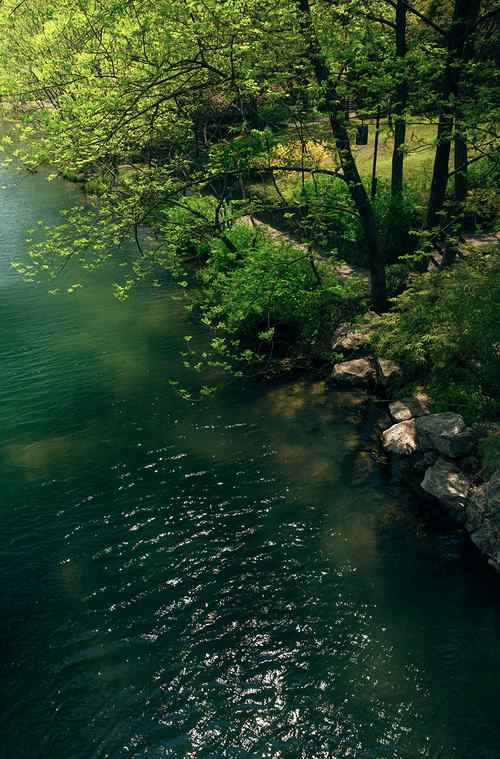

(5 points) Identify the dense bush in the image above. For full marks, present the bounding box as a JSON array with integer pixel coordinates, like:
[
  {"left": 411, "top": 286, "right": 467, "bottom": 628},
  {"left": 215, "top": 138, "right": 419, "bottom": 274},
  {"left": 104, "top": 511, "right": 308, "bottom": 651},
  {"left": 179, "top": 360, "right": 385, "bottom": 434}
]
[
  {"left": 191, "top": 223, "right": 366, "bottom": 373},
  {"left": 374, "top": 181, "right": 422, "bottom": 263},
  {"left": 374, "top": 246, "right": 500, "bottom": 422},
  {"left": 480, "top": 430, "right": 500, "bottom": 477},
  {"left": 291, "top": 176, "right": 422, "bottom": 267},
  {"left": 468, "top": 155, "right": 500, "bottom": 191},
  {"left": 291, "top": 175, "right": 359, "bottom": 260}
]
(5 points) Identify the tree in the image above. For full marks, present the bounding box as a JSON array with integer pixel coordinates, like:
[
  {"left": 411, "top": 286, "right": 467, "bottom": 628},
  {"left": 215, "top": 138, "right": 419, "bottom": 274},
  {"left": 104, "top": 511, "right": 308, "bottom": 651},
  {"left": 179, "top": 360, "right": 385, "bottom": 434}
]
[{"left": 0, "top": 0, "right": 498, "bottom": 311}]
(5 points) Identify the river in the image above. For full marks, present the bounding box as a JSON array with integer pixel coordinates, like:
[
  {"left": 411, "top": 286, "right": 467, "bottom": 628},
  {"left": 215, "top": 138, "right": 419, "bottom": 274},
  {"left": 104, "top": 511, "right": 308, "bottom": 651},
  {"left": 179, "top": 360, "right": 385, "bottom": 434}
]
[{"left": 1, "top": 165, "right": 499, "bottom": 759}]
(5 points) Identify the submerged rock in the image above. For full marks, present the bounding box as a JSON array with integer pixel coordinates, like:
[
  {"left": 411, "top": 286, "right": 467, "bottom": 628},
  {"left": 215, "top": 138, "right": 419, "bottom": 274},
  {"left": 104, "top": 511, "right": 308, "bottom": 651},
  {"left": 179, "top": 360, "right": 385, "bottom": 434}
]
[
  {"left": 421, "top": 458, "right": 471, "bottom": 523},
  {"left": 332, "top": 358, "right": 376, "bottom": 388}
]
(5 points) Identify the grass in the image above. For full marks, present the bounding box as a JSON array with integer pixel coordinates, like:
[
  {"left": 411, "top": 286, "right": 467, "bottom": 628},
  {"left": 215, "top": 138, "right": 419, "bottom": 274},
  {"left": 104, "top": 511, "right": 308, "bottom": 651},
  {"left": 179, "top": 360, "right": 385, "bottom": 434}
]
[
  {"left": 255, "top": 119, "right": 438, "bottom": 203},
  {"left": 352, "top": 121, "right": 437, "bottom": 179},
  {"left": 281, "top": 117, "right": 438, "bottom": 178}
]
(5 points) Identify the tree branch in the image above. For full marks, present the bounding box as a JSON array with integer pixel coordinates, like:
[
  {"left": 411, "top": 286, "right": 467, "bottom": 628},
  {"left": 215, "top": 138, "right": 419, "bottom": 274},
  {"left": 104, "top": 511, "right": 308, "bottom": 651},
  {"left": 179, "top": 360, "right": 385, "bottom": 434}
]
[{"left": 381, "top": 0, "right": 446, "bottom": 36}]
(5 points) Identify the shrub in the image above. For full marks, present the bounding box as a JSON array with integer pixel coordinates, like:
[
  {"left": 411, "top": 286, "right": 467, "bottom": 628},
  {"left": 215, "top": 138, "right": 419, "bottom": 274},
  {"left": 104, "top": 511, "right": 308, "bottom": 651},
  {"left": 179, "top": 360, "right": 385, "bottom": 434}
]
[
  {"left": 374, "top": 246, "right": 500, "bottom": 422},
  {"left": 479, "top": 430, "right": 500, "bottom": 478},
  {"left": 385, "top": 261, "right": 413, "bottom": 298},
  {"left": 257, "top": 101, "right": 290, "bottom": 127},
  {"left": 373, "top": 180, "right": 422, "bottom": 264},
  {"left": 291, "top": 175, "right": 360, "bottom": 260},
  {"left": 468, "top": 155, "right": 500, "bottom": 191},
  {"left": 192, "top": 223, "right": 366, "bottom": 373},
  {"left": 290, "top": 176, "right": 422, "bottom": 267}
]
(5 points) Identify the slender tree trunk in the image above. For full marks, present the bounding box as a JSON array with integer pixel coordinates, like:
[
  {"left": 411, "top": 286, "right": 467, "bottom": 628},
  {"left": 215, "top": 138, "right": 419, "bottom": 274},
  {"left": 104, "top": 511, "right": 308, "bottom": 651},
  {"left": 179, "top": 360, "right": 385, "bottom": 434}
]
[
  {"left": 454, "top": 129, "right": 468, "bottom": 206},
  {"left": 371, "top": 107, "right": 381, "bottom": 199},
  {"left": 296, "top": 0, "right": 387, "bottom": 312},
  {"left": 427, "top": 112, "right": 455, "bottom": 230},
  {"left": 391, "top": 0, "right": 408, "bottom": 198},
  {"left": 426, "top": 0, "right": 481, "bottom": 234},
  {"left": 439, "top": 127, "right": 468, "bottom": 267}
]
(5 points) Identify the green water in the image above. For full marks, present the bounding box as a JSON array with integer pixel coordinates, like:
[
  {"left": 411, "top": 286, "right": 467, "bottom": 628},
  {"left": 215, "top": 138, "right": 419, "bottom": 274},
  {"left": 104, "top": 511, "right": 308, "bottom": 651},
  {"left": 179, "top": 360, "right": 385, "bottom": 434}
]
[{"left": 1, "top": 166, "right": 500, "bottom": 759}]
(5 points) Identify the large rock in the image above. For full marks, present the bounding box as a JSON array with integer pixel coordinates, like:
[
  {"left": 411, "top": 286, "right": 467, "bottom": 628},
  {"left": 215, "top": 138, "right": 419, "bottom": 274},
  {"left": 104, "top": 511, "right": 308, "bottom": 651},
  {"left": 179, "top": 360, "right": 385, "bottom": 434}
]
[
  {"left": 432, "top": 428, "right": 476, "bottom": 458},
  {"left": 332, "top": 358, "right": 376, "bottom": 388},
  {"left": 376, "top": 358, "right": 403, "bottom": 388},
  {"left": 381, "top": 412, "right": 471, "bottom": 458},
  {"left": 416, "top": 413, "right": 474, "bottom": 457},
  {"left": 382, "top": 419, "right": 418, "bottom": 455},
  {"left": 421, "top": 458, "right": 471, "bottom": 522},
  {"left": 389, "top": 395, "right": 430, "bottom": 423},
  {"left": 466, "top": 470, "right": 500, "bottom": 531},
  {"left": 470, "top": 522, "right": 500, "bottom": 573},
  {"left": 416, "top": 412, "right": 465, "bottom": 443},
  {"left": 466, "top": 471, "right": 500, "bottom": 570}
]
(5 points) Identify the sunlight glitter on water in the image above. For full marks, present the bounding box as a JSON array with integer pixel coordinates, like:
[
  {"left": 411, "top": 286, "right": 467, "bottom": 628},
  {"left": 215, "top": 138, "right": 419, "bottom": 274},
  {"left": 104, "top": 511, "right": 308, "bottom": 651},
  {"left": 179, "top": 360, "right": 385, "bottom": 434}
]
[{"left": 1, "top": 164, "right": 500, "bottom": 759}]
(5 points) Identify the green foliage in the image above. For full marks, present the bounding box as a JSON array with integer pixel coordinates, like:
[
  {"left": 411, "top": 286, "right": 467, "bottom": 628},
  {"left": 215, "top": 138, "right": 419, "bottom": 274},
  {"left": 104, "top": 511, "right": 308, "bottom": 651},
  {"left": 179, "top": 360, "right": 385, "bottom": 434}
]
[
  {"left": 479, "top": 430, "right": 500, "bottom": 478},
  {"left": 292, "top": 175, "right": 359, "bottom": 258},
  {"left": 291, "top": 176, "right": 422, "bottom": 267},
  {"left": 0, "top": 0, "right": 498, "bottom": 388},
  {"left": 189, "top": 224, "right": 365, "bottom": 375},
  {"left": 374, "top": 181, "right": 422, "bottom": 264},
  {"left": 468, "top": 155, "right": 500, "bottom": 191},
  {"left": 385, "top": 262, "right": 413, "bottom": 298},
  {"left": 374, "top": 247, "right": 500, "bottom": 422},
  {"left": 256, "top": 101, "right": 291, "bottom": 127}
]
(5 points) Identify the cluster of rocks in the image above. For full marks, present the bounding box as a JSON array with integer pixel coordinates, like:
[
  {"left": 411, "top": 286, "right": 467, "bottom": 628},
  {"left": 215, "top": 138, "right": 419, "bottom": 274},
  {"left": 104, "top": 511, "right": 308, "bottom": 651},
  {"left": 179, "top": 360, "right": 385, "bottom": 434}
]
[
  {"left": 381, "top": 401, "right": 500, "bottom": 572},
  {"left": 331, "top": 323, "right": 499, "bottom": 573},
  {"left": 331, "top": 322, "right": 403, "bottom": 392},
  {"left": 332, "top": 357, "right": 402, "bottom": 390}
]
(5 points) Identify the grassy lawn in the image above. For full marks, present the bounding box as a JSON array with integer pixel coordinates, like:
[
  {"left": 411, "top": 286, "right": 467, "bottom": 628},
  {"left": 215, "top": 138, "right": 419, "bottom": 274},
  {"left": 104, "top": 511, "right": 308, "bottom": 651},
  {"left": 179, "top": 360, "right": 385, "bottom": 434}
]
[
  {"left": 253, "top": 118, "right": 439, "bottom": 203},
  {"left": 282, "top": 117, "right": 438, "bottom": 179},
  {"left": 352, "top": 121, "right": 437, "bottom": 179}
]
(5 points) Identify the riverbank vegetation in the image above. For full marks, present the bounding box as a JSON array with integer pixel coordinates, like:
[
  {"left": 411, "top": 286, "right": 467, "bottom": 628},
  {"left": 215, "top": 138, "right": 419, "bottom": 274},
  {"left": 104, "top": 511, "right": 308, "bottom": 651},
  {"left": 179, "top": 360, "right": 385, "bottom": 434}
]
[{"left": 0, "top": 0, "right": 498, "bottom": 418}]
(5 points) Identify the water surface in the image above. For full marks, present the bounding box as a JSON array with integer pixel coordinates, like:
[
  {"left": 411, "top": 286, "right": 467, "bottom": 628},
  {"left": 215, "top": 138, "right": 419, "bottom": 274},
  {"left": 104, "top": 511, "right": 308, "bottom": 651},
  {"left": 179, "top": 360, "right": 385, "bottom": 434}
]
[{"left": 1, "top": 165, "right": 500, "bottom": 759}]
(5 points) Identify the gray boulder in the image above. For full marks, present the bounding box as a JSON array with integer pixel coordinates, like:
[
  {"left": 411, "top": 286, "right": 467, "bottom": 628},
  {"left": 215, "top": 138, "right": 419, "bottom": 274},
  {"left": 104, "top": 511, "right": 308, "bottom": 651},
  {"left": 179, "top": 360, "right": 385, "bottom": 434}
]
[
  {"left": 382, "top": 412, "right": 467, "bottom": 457},
  {"left": 470, "top": 523, "right": 500, "bottom": 573},
  {"left": 432, "top": 428, "right": 476, "bottom": 458},
  {"left": 468, "top": 469, "right": 500, "bottom": 523},
  {"left": 466, "top": 471, "right": 500, "bottom": 569},
  {"left": 421, "top": 458, "right": 471, "bottom": 523},
  {"left": 416, "top": 412, "right": 465, "bottom": 444},
  {"left": 332, "top": 358, "right": 376, "bottom": 388},
  {"left": 416, "top": 412, "right": 475, "bottom": 458}
]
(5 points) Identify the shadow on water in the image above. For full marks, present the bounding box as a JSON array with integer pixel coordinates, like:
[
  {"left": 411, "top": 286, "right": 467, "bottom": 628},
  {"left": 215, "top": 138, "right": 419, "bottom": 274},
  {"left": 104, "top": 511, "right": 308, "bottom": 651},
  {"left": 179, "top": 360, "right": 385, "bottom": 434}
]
[{"left": 0, "top": 165, "right": 500, "bottom": 759}]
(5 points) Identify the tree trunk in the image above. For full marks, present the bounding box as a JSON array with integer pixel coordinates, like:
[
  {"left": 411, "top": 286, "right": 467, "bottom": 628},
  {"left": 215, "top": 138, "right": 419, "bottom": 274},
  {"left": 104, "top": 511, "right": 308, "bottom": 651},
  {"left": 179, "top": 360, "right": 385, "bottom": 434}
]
[
  {"left": 391, "top": 0, "right": 408, "bottom": 198},
  {"left": 333, "top": 114, "right": 387, "bottom": 311},
  {"left": 454, "top": 130, "right": 468, "bottom": 206},
  {"left": 371, "top": 108, "right": 381, "bottom": 199},
  {"left": 425, "top": 0, "right": 481, "bottom": 234},
  {"left": 296, "top": 0, "right": 387, "bottom": 312},
  {"left": 427, "top": 111, "right": 454, "bottom": 230},
  {"left": 440, "top": 128, "right": 468, "bottom": 267}
]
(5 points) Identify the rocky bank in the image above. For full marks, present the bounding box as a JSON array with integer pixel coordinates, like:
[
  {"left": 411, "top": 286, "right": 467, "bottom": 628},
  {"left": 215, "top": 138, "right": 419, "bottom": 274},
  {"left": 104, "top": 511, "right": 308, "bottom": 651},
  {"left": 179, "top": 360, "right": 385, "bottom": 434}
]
[{"left": 331, "top": 324, "right": 500, "bottom": 573}]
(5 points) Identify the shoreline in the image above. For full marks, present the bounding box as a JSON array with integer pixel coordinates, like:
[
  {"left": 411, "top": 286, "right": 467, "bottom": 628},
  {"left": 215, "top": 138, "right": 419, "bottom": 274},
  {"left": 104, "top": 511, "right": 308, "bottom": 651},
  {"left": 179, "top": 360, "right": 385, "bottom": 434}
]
[{"left": 326, "top": 330, "right": 500, "bottom": 574}]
